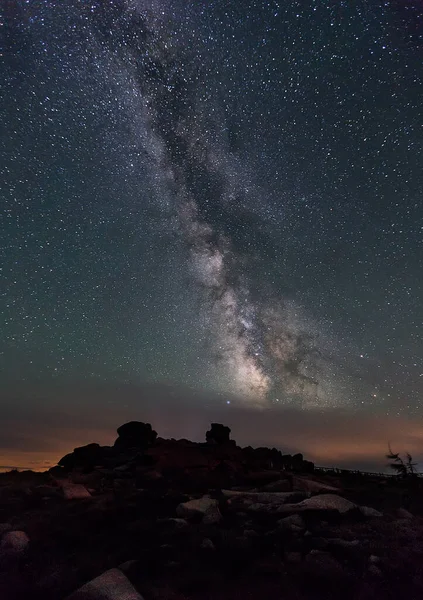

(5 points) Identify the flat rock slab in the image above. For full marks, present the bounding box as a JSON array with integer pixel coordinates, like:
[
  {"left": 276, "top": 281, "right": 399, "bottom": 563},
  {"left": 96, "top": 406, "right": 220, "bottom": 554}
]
[
  {"left": 222, "top": 489, "right": 306, "bottom": 504},
  {"left": 61, "top": 483, "right": 92, "bottom": 500},
  {"left": 292, "top": 476, "right": 341, "bottom": 493},
  {"left": 255, "top": 479, "right": 292, "bottom": 493},
  {"left": 278, "top": 493, "right": 356, "bottom": 514},
  {"left": 65, "top": 568, "right": 144, "bottom": 600}
]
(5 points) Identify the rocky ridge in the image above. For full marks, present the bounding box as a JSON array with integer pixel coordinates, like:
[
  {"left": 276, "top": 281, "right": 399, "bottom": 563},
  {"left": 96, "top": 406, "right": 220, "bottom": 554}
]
[{"left": 0, "top": 421, "right": 422, "bottom": 600}]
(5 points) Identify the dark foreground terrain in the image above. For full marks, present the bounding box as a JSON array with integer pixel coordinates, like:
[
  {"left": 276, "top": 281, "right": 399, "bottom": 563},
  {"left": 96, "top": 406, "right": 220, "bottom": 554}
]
[{"left": 1, "top": 422, "right": 423, "bottom": 600}]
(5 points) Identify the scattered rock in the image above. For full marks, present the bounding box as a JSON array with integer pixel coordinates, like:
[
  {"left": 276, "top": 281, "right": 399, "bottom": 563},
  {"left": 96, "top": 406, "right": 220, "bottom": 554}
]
[
  {"left": 243, "top": 529, "right": 259, "bottom": 538},
  {"left": 61, "top": 483, "right": 92, "bottom": 500},
  {"left": 201, "top": 538, "right": 215, "bottom": 550},
  {"left": 359, "top": 506, "right": 383, "bottom": 518},
  {"left": 368, "top": 564, "right": 383, "bottom": 577},
  {"left": 202, "top": 505, "right": 222, "bottom": 524},
  {"left": 176, "top": 495, "right": 218, "bottom": 518},
  {"left": 65, "top": 568, "right": 143, "bottom": 600},
  {"left": 0, "top": 530, "right": 29, "bottom": 556},
  {"left": 277, "top": 513, "right": 306, "bottom": 532},
  {"left": 1, "top": 421, "right": 421, "bottom": 600},
  {"left": 369, "top": 555, "right": 381, "bottom": 564},
  {"left": 160, "top": 517, "right": 189, "bottom": 530}
]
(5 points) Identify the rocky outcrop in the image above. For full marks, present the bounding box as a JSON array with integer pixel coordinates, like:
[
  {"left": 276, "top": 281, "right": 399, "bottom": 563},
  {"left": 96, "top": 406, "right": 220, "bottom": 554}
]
[
  {"left": 206, "top": 423, "right": 231, "bottom": 445},
  {"left": 1, "top": 421, "right": 422, "bottom": 600},
  {"left": 114, "top": 421, "right": 157, "bottom": 451},
  {"left": 58, "top": 443, "right": 113, "bottom": 471}
]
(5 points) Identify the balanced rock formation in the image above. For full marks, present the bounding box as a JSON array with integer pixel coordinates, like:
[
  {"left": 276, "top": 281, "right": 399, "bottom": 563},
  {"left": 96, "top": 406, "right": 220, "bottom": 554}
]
[
  {"left": 206, "top": 423, "right": 232, "bottom": 445},
  {"left": 114, "top": 421, "right": 157, "bottom": 451}
]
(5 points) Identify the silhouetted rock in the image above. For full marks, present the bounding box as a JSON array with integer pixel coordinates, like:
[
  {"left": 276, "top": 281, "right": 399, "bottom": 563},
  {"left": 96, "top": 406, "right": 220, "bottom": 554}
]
[
  {"left": 114, "top": 421, "right": 157, "bottom": 451},
  {"left": 206, "top": 423, "right": 231, "bottom": 445},
  {"left": 58, "top": 443, "right": 112, "bottom": 471},
  {"left": 3, "top": 419, "right": 423, "bottom": 600}
]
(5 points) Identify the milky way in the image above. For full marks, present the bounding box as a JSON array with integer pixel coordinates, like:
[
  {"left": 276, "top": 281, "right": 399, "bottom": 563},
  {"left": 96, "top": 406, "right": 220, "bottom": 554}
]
[{"left": 1, "top": 0, "right": 422, "bottom": 416}]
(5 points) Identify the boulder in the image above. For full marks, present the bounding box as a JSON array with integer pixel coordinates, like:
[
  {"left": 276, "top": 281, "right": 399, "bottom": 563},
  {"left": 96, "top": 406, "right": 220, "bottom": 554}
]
[
  {"left": 0, "top": 530, "right": 29, "bottom": 556},
  {"left": 114, "top": 421, "right": 157, "bottom": 451},
  {"left": 159, "top": 518, "right": 189, "bottom": 530},
  {"left": 359, "top": 506, "right": 383, "bottom": 518},
  {"left": 202, "top": 505, "right": 223, "bottom": 524},
  {"left": 58, "top": 444, "right": 112, "bottom": 471},
  {"left": 278, "top": 494, "right": 356, "bottom": 515},
  {"left": 176, "top": 496, "right": 219, "bottom": 518},
  {"left": 277, "top": 514, "right": 306, "bottom": 532},
  {"left": 206, "top": 423, "right": 231, "bottom": 445},
  {"left": 201, "top": 538, "right": 215, "bottom": 550},
  {"left": 61, "top": 483, "right": 92, "bottom": 500},
  {"left": 65, "top": 568, "right": 143, "bottom": 600}
]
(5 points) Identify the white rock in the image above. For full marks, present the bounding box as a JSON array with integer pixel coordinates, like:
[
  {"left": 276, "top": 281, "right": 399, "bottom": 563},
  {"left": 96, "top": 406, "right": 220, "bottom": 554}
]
[
  {"left": 0, "top": 531, "right": 29, "bottom": 555},
  {"left": 176, "top": 496, "right": 218, "bottom": 518},
  {"left": 62, "top": 483, "right": 92, "bottom": 500},
  {"left": 360, "top": 506, "right": 383, "bottom": 518},
  {"left": 278, "top": 494, "right": 356, "bottom": 514},
  {"left": 65, "top": 568, "right": 143, "bottom": 600}
]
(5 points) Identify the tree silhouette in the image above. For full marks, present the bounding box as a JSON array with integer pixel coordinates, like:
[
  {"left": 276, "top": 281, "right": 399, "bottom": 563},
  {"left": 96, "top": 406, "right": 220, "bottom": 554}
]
[{"left": 386, "top": 444, "right": 417, "bottom": 478}]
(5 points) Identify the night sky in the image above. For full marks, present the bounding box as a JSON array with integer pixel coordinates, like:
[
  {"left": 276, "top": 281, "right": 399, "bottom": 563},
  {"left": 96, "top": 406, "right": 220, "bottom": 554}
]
[{"left": 1, "top": 0, "right": 422, "bottom": 470}]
